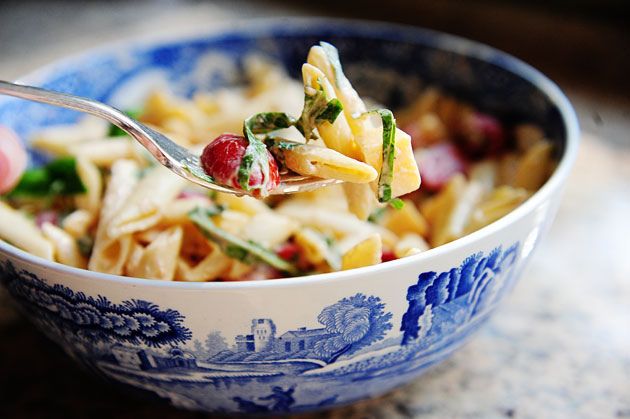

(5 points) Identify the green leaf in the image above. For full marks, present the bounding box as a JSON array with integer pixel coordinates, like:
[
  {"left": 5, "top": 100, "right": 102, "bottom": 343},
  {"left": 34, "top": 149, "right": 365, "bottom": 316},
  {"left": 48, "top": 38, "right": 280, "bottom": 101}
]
[
  {"left": 76, "top": 236, "right": 94, "bottom": 257},
  {"left": 316, "top": 98, "right": 343, "bottom": 124},
  {"left": 246, "top": 112, "right": 295, "bottom": 134},
  {"left": 238, "top": 113, "right": 293, "bottom": 194},
  {"left": 389, "top": 198, "right": 405, "bottom": 210},
  {"left": 188, "top": 207, "right": 300, "bottom": 275},
  {"left": 367, "top": 206, "right": 387, "bottom": 223},
  {"left": 375, "top": 109, "right": 397, "bottom": 204},
  {"left": 183, "top": 162, "right": 215, "bottom": 184},
  {"left": 297, "top": 85, "right": 343, "bottom": 141},
  {"left": 108, "top": 109, "right": 142, "bottom": 137},
  {"left": 264, "top": 137, "right": 301, "bottom": 172},
  {"left": 8, "top": 157, "right": 86, "bottom": 197}
]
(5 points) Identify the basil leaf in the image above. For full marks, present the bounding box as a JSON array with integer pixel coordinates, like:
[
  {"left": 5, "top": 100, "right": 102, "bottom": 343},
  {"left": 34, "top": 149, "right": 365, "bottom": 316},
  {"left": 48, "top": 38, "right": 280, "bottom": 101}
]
[
  {"left": 239, "top": 112, "right": 297, "bottom": 194},
  {"left": 297, "top": 85, "right": 343, "bottom": 140},
  {"left": 367, "top": 206, "right": 387, "bottom": 223},
  {"left": 8, "top": 157, "right": 86, "bottom": 197},
  {"left": 317, "top": 98, "right": 343, "bottom": 124},
  {"left": 245, "top": 112, "right": 295, "bottom": 134},
  {"left": 375, "top": 109, "right": 397, "bottom": 204},
  {"left": 188, "top": 207, "right": 299, "bottom": 275},
  {"left": 183, "top": 161, "right": 215, "bottom": 184},
  {"left": 389, "top": 198, "right": 404, "bottom": 210},
  {"left": 108, "top": 109, "right": 142, "bottom": 137},
  {"left": 264, "top": 137, "right": 301, "bottom": 172}
]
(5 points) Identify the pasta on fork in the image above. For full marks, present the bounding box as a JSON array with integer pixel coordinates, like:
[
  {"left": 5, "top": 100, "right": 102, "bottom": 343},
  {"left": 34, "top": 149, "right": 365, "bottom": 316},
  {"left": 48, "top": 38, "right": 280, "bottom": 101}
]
[{"left": 0, "top": 43, "right": 556, "bottom": 281}]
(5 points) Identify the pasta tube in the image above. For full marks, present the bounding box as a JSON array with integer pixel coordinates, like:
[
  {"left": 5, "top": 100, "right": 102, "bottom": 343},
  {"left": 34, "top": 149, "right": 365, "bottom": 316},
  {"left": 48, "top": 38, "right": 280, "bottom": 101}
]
[
  {"left": 107, "top": 165, "right": 187, "bottom": 238},
  {"left": 89, "top": 159, "right": 139, "bottom": 274},
  {"left": 284, "top": 144, "right": 377, "bottom": 184},
  {"left": 341, "top": 234, "right": 382, "bottom": 270},
  {"left": 0, "top": 202, "right": 54, "bottom": 260},
  {"left": 41, "top": 222, "right": 87, "bottom": 268}
]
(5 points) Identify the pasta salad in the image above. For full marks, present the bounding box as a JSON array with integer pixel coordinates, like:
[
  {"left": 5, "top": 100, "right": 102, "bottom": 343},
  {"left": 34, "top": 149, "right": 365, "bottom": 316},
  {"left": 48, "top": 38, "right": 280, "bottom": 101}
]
[{"left": 0, "top": 43, "right": 556, "bottom": 281}]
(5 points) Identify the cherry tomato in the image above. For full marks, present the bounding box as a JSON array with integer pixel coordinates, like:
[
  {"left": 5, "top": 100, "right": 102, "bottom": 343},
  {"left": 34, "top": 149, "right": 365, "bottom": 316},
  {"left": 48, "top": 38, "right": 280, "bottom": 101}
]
[
  {"left": 200, "top": 134, "right": 279, "bottom": 195},
  {"left": 0, "top": 126, "right": 27, "bottom": 194},
  {"left": 381, "top": 250, "right": 397, "bottom": 263},
  {"left": 414, "top": 143, "right": 468, "bottom": 192},
  {"left": 458, "top": 112, "right": 505, "bottom": 158}
]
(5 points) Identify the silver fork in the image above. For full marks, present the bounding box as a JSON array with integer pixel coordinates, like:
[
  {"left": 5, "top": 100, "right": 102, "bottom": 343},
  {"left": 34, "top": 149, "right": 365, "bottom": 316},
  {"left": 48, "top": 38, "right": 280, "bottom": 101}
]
[{"left": 0, "top": 80, "right": 340, "bottom": 195}]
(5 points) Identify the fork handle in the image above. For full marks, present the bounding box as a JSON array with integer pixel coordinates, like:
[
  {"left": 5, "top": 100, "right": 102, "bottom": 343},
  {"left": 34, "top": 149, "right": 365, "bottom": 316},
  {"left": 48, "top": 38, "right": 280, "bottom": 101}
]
[{"left": 0, "top": 80, "right": 170, "bottom": 164}]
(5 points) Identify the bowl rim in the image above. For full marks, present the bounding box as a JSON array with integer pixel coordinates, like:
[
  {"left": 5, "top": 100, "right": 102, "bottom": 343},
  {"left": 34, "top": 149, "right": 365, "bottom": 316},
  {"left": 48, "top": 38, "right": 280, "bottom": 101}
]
[{"left": 0, "top": 17, "right": 580, "bottom": 290}]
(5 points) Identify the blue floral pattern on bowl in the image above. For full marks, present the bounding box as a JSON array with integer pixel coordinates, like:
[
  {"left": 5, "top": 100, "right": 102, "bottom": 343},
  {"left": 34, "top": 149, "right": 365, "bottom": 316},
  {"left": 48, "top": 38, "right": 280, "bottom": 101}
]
[{"left": 0, "top": 243, "right": 519, "bottom": 413}]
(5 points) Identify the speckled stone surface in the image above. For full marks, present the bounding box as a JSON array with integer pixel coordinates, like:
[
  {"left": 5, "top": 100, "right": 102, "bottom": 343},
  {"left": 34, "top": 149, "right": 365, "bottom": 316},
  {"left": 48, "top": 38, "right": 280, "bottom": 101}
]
[{"left": 1, "top": 2, "right": 629, "bottom": 418}]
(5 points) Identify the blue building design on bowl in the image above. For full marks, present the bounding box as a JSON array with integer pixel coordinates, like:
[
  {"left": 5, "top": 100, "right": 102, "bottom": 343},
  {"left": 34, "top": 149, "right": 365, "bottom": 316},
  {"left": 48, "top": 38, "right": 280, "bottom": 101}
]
[{"left": 0, "top": 243, "right": 519, "bottom": 413}]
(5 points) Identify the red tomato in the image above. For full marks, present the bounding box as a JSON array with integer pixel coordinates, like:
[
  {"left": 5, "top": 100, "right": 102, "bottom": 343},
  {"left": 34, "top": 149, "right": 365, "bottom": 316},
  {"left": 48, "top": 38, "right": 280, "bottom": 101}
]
[
  {"left": 414, "top": 143, "right": 468, "bottom": 192},
  {"left": 381, "top": 250, "right": 397, "bottom": 263},
  {"left": 458, "top": 112, "right": 505, "bottom": 157},
  {"left": 200, "top": 134, "right": 279, "bottom": 195},
  {"left": 276, "top": 242, "right": 301, "bottom": 262},
  {"left": 0, "top": 126, "right": 27, "bottom": 194}
]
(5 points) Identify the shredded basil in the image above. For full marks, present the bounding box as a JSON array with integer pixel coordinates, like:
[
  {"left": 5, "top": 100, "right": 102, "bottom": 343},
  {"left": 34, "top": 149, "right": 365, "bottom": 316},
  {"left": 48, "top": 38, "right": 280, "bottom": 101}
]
[
  {"left": 238, "top": 113, "right": 295, "bottom": 194},
  {"left": 367, "top": 206, "right": 387, "bottom": 223},
  {"left": 264, "top": 138, "right": 301, "bottom": 172},
  {"left": 183, "top": 161, "right": 215, "bottom": 184},
  {"left": 317, "top": 98, "right": 343, "bottom": 123},
  {"left": 76, "top": 236, "right": 94, "bottom": 257},
  {"left": 375, "top": 109, "right": 397, "bottom": 204},
  {"left": 297, "top": 85, "right": 343, "bottom": 140},
  {"left": 246, "top": 112, "right": 296, "bottom": 134},
  {"left": 188, "top": 207, "right": 299, "bottom": 274},
  {"left": 7, "top": 157, "right": 86, "bottom": 197},
  {"left": 389, "top": 198, "right": 404, "bottom": 210}
]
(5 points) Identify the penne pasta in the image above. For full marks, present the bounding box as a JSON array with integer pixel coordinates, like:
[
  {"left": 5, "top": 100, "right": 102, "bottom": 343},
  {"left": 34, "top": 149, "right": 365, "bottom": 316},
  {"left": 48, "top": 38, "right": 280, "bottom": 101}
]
[
  {"left": 342, "top": 183, "right": 378, "bottom": 221},
  {"left": 74, "top": 156, "right": 102, "bottom": 214},
  {"left": 125, "top": 226, "right": 183, "bottom": 280},
  {"left": 30, "top": 116, "right": 109, "bottom": 155},
  {"left": 301, "top": 64, "right": 359, "bottom": 159},
  {"left": 3, "top": 45, "right": 555, "bottom": 282},
  {"left": 215, "top": 192, "right": 271, "bottom": 216},
  {"left": 107, "top": 165, "right": 187, "bottom": 238},
  {"left": 62, "top": 209, "right": 95, "bottom": 238},
  {"left": 394, "top": 233, "right": 430, "bottom": 258},
  {"left": 390, "top": 128, "right": 422, "bottom": 198},
  {"left": 381, "top": 199, "right": 429, "bottom": 237},
  {"left": 465, "top": 186, "right": 531, "bottom": 234},
  {"left": 162, "top": 196, "right": 214, "bottom": 225},
  {"left": 89, "top": 159, "right": 139, "bottom": 274},
  {"left": 177, "top": 247, "right": 233, "bottom": 282},
  {"left": 0, "top": 202, "right": 54, "bottom": 260},
  {"left": 41, "top": 222, "right": 87, "bottom": 268},
  {"left": 514, "top": 140, "right": 554, "bottom": 191},
  {"left": 68, "top": 139, "right": 137, "bottom": 167},
  {"left": 341, "top": 234, "right": 382, "bottom": 270},
  {"left": 284, "top": 144, "right": 378, "bottom": 184},
  {"left": 239, "top": 212, "right": 299, "bottom": 248}
]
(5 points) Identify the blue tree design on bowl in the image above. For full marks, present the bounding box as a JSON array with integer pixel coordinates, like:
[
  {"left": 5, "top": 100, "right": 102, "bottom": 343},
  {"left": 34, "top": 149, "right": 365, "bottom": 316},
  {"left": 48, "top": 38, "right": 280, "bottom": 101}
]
[{"left": 0, "top": 242, "right": 519, "bottom": 413}]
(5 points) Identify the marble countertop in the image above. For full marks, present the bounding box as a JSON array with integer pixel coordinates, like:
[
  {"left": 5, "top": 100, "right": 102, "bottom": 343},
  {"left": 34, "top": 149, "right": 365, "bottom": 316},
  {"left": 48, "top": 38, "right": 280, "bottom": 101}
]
[{"left": 0, "top": 1, "right": 628, "bottom": 418}]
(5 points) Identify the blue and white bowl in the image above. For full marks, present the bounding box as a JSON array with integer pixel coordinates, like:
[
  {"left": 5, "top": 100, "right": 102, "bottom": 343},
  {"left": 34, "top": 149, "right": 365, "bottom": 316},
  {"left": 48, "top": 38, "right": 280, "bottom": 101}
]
[{"left": 0, "top": 19, "right": 579, "bottom": 414}]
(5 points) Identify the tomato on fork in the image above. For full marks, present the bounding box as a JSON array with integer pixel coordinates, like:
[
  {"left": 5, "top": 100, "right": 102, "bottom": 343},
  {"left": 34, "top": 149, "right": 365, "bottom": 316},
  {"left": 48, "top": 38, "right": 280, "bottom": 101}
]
[{"left": 200, "top": 134, "right": 280, "bottom": 196}]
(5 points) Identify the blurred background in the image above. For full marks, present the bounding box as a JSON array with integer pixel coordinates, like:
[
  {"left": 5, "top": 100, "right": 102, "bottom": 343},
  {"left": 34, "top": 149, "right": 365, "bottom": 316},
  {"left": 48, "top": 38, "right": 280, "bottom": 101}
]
[
  {"left": 1, "top": 0, "right": 628, "bottom": 144},
  {"left": 0, "top": 1, "right": 628, "bottom": 418}
]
